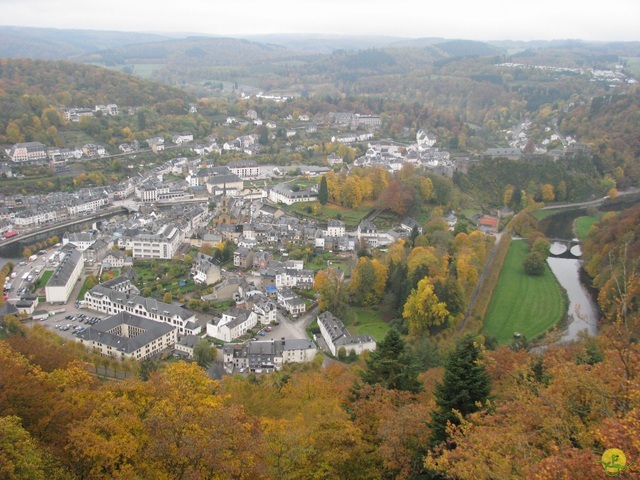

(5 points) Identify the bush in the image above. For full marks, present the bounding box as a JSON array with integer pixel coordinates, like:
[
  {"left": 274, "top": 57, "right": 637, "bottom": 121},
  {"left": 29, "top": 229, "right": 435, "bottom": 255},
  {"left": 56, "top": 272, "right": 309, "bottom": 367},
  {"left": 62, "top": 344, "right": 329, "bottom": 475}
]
[{"left": 523, "top": 251, "right": 545, "bottom": 276}]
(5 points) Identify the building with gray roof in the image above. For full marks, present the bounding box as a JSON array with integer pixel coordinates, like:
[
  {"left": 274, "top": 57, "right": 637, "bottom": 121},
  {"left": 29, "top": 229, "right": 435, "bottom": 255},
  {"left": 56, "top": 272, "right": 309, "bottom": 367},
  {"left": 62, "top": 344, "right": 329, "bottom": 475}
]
[
  {"left": 45, "top": 247, "right": 84, "bottom": 304},
  {"left": 84, "top": 283, "right": 200, "bottom": 336},
  {"left": 317, "top": 311, "right": 376, "bottom": 357},
  {"left": 77, "top": 311, "right": 177, "bottom": 361}
]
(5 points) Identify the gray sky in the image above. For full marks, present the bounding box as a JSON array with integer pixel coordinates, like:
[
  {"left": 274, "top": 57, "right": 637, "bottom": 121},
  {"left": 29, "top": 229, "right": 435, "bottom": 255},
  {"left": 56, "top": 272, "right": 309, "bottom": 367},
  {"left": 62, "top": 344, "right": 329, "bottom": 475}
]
[{"left": 1, "top": 0, "right": 639, "bottom": 41}]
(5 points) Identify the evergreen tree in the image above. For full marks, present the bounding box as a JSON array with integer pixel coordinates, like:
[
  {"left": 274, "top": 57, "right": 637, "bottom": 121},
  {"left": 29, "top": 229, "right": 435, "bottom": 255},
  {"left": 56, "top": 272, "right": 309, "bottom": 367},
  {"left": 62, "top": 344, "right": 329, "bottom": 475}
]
[
  {"left": 318, "top": 175, "right": 329, "bottom": 205},
  {"left": 360, "top": 329, "right": 423, "bottom": 393},
  {"left": 430, "top": 335, "right": 491, "bottom": 446}
]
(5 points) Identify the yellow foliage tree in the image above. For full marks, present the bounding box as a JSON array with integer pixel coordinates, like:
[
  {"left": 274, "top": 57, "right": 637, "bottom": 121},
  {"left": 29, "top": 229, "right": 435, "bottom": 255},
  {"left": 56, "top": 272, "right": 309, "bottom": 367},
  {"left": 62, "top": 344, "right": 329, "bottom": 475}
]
[{"left": 403, "top": 279, "right": 449, "bottom": 337}]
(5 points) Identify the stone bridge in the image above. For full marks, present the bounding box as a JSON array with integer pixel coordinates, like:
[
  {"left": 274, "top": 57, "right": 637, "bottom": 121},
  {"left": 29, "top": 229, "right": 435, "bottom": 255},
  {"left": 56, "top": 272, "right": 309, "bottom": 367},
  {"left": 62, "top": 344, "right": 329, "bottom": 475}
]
[{"left": 548, "top": 238, "right": 582, "bottom": 258}]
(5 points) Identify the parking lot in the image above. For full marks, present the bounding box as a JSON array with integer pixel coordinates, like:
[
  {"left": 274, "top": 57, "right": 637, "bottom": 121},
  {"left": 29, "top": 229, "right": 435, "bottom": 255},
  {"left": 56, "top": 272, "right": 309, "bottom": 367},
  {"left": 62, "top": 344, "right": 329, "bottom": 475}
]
[{"left": 38, "top": 311, "right": 108, "bottom": 341}]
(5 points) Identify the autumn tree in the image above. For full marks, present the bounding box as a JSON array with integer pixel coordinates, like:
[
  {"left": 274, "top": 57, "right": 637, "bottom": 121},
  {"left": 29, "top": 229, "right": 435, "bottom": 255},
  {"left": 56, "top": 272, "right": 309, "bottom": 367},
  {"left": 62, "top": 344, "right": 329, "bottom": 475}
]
[
  {"left": 540, "top": 183, "right": 555, "bottom": 202},
  {"left": 430, "top": 335, "right": 491, "bottom": 446},
  {"left": 0, "top": 415, "right": 52, "bottom": 480},
  {"left": 349, "top": 257, "right": 388, "bottom": 306},
  {"left": 341, "top": 176, "right": 365, "bottom": 208},
  {"left": 403, "top": 278, "right": 450, "bottom": 337},
  {"left": 314, "top": 267, "right": 347, "bottom": 316},
  {"left": 379, "top": 180, "right": 413, "bottom": 216}
]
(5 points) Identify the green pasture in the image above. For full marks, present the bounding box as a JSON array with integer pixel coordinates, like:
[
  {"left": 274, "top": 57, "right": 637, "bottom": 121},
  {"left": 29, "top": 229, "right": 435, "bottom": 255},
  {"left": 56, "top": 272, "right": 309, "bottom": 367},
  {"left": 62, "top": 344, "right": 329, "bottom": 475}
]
[{"left": 483, "top": 240, "right": 567, "bottom": 344}]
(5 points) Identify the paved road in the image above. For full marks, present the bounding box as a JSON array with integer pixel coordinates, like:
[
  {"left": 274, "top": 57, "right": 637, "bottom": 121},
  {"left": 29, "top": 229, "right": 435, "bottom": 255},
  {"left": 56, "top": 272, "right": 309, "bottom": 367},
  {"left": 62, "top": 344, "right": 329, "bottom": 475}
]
[{"left": 540, "top": 187, "right": 640, "bottom": 211}]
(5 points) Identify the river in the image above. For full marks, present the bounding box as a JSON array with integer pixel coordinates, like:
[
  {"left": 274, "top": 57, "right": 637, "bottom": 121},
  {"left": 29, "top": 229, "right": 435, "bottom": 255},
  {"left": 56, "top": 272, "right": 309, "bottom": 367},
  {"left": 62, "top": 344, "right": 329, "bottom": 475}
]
[{"left": 546, "top": 257, "right": 598, "bottom": 342}]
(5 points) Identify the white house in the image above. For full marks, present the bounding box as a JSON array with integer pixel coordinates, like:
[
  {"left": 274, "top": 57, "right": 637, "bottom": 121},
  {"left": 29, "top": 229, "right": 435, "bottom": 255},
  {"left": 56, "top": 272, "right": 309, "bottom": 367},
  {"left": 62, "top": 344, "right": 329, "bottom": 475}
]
[
  {"left": 206, "top": 307, "right": 258, "bottom": 342},
  {"left": 251, "top": 296, "right": 277, "bottom": 325},
  {"left": 223, "top": 338, "right": 317, "bottom": 372},
  {"left": 317, "top": 311, "right": 376, "bottom": 357},
  {"left": 172, "top": 132, "right": 194, "bottom": 144},
  {"left": 192, "top": 252, "right": 221, "bottom": 285},
  {"left": 277, "top": 288, "right": 306, "bottom": 316}
]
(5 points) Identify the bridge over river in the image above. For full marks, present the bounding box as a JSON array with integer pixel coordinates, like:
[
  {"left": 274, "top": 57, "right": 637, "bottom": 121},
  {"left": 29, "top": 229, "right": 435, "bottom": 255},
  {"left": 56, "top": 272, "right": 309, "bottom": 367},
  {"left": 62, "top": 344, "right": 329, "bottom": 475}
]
[{"left": 548, "top": 238, "right": 582, "bottom": 258}]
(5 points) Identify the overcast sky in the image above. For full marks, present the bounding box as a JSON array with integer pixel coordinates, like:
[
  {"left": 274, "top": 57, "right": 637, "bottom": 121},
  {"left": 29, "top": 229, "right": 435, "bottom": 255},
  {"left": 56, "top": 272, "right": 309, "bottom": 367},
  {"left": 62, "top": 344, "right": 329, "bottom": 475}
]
[{"left": 1, "top": 0, "right": 639, "bottom": 42}]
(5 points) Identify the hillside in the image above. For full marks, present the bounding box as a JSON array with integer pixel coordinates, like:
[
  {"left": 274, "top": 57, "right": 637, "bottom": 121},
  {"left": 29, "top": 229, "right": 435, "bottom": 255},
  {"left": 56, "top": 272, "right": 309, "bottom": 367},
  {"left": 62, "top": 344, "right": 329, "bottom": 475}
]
[
  {"left": 0, "top": 58, "right": 196, "bottom": 148},
  {"left": 0, "top": 26, "right": 169, "bottom": 60}
]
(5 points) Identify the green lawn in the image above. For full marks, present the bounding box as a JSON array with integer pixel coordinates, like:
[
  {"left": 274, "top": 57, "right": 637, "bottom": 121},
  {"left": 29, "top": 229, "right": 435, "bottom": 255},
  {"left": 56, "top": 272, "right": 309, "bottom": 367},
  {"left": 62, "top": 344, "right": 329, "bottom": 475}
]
[
  {"left": 305, "top": 253, "right": 352, "bottom": 276},
  {"left": 35, "top": 270, "right": 53, "bottom": 289},
  {"left": 285, "top": 201, "right": 375, "bottom": 227},
  {"left": 483, "top": 240, "right": 567, "bottom": 344},
  {"left": 575, "top": 215, "right": 601, "bottom": 240},
  {"left": 347, "top": 307, "right": 391, "bottom": 342}
]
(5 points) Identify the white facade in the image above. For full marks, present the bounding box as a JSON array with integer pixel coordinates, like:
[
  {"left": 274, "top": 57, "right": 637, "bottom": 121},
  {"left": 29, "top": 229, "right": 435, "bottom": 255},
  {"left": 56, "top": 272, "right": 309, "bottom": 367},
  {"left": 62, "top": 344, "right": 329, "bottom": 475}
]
[
  {"left": 45, "top": 249, "right": 84, "bottom": 304},
  {"left": 132, "top": 225, "right": 183, "bottom": 260},
  {"left": 228, "top": 160, "right": 260, "bottom": 179},
  {"left": 206, "top": 307, "right": 258, "bottom": 342},
  {"left": 268, "top": 183, "right": 318, "bottom": 205},
  {"left": 77, "top": 312, "right": 177, "bottom": 361},
  {"left": 317, "top": 311, "right": 377, "bottom": 357},
  {"left": 83, "top": 285, "right": 200, "bottom": 336}
]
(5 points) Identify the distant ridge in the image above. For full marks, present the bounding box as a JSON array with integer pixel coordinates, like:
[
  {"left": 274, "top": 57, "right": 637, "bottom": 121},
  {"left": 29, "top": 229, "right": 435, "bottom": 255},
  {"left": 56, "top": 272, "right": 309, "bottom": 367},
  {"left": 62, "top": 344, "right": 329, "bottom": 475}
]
[{"left": 0, "top": 25, "right": 169, "bottom": 59}]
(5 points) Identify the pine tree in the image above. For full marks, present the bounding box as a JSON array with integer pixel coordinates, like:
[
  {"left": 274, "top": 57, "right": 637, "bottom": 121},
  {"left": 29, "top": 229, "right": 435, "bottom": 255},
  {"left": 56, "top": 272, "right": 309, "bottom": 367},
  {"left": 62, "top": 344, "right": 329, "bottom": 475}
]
[
  {"left": 430, "top": 335, "right": 491, "bottom": 446},
  {"left": 318, "top": 175, "right": 329, "bottom": 206},
  {"left": 360, "top": 329, "right": 423, "bottom": 393}
]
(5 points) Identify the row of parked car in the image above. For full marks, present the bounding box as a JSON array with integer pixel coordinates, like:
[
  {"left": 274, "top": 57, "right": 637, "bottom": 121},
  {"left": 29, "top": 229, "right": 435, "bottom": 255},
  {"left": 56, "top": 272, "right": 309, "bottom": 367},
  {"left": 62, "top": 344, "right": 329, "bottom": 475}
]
[{"left": 55, "top": 314, "right": 102, "bottom": 331}]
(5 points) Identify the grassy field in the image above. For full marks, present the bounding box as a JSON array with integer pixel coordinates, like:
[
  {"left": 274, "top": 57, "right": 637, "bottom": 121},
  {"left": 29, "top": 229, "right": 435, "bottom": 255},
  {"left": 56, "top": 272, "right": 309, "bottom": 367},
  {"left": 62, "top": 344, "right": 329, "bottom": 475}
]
[
  {"left": 483, "top": 240, "right": 567, "bottom": 344},
  {"left": 346, "top": 307, "right": 391, "bottom": 342},
  {"left": 575, "top": 215, "right": 601, "bottom": 240},
  {"left": 285, "top": 201, "right": 375, "bottom": 227},
  {"left": 305, "top": 253, "right": 352, "bottom": 276},
  {"left": 58, "top": 130, "right": 95, "bottom": 146},
  {"left": 35, "top": 270, "right": 53, "bottom": 289}
]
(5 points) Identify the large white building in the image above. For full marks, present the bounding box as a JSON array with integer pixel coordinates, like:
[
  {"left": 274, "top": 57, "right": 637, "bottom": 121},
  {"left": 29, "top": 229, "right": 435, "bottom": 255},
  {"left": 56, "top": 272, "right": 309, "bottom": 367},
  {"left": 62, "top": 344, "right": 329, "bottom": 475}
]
[
  {"left": 268, "top": 183, "right": 318, "bottom": 205},
  {"left": 83, "top": 285, "right": 201, "bottom": 336},
  {"left": 5, "top": 142, "right": 48, "bottom": 162},
  {"left": 77, "top": 312, "right": 177, "bottom": 361},
  {"left": 132, "top": 224, "right": 184, "bottom": 260},
  {"left": 317, "top": 311, "right": 377, "bottom": 357},
  {"left": 63, "top": 231, "right": 98, "bottom": 251},
  {"left": 45, "top": 248, "right": 85, "bottom": 304},
  {"left": 135, "top": 184, "right": 170, "bottom": 202},
  {"left": 227, "top": 160, "right": 260, "bottom": 179}
]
